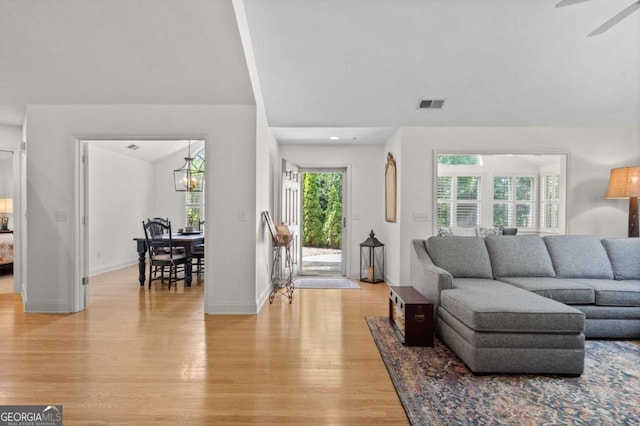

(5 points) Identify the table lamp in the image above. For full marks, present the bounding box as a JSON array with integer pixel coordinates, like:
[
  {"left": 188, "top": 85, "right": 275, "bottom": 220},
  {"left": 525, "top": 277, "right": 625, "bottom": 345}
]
[
  {"left": 0, "top": 198, "right": 13, "bottom": 231},
  {"left": 605, "top": 167, "right": 640, "bottom": 237}
]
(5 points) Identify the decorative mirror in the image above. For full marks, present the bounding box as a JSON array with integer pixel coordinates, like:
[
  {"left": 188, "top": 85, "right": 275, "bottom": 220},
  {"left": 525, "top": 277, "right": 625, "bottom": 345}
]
[{"left": 385, "top": 152, "right": 397, "bottom": 223}]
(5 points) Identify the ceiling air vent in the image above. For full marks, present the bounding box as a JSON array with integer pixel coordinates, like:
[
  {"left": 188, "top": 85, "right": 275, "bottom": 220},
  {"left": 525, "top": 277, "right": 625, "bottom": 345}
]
[
  {"left": 418, "top": 99, "right": 445, "bottom": 109},
  {"left": 126, "top": 144, "right": 140, "bottom": 151}
]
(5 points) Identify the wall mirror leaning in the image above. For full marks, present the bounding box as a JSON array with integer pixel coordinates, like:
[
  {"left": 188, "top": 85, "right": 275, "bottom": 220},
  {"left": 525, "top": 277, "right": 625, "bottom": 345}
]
[{"left": 434, "top": 152, "right": 568, "bottom": 236}]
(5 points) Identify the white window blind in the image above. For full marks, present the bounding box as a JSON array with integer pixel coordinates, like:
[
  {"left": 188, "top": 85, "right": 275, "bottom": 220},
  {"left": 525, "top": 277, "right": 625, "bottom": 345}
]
[
  {"left": 437, "top": 175, "right": 481, "bottom": 227},
  {"left": 492, "top": 176, "right": 536, "bottom": 229},
  {"left": 541, "top": 174, "right": 560, "bottom": 230}
]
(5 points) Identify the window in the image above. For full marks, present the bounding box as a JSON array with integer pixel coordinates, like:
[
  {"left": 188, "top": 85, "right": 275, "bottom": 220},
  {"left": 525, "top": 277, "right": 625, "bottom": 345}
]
[
  {"left": 492, "top": 176, "right": 536, "bottom": 229},
  {"left": 437, "top": 154, "right": 481, "bottom": 166},
  {"left": 541, "top": 174, "right": 560, "bottom": 230},
  {"left": 185, "top": 148, "right": 205, "bottom": 228},
  {"left": 437, "top": 175, "right": 481, "bottom": 227}
]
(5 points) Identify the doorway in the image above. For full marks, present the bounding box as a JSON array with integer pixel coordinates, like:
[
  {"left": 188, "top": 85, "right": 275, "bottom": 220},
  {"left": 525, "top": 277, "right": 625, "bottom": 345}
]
[
  {"left": 0, "top": 148, "right": 20, "bottom": 295},
  {"left": 300, "top": 169, "right": 346, "bottom": 276},
  {"left": 77, "top": 138, "right": 207, "bottom": 311}
]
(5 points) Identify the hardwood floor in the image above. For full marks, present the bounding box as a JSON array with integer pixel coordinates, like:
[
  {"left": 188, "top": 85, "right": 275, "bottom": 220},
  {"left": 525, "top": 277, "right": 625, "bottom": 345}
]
[{"left": 0, "top": 266, "right": 408, "bottom": 425}]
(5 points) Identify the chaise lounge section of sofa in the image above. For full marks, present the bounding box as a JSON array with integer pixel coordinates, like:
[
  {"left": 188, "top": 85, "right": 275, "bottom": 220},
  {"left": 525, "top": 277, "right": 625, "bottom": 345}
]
[{"left": 410, "top": 235, "right": 640, "bottom": 375}]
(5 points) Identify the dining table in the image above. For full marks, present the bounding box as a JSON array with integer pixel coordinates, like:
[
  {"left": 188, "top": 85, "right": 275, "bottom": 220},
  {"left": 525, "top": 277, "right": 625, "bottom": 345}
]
[{"left": 133, "top": 232, "right": 205, "bottom": 287}]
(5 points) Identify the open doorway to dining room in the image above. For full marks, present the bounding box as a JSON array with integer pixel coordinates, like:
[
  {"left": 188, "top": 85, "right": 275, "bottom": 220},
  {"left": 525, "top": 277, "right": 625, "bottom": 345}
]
[
  {"left": 299, "top": 168, "right": 346, "bottom": 276},
  {"left": 77, "top": 138, "right": 207, "bottom": 310}
]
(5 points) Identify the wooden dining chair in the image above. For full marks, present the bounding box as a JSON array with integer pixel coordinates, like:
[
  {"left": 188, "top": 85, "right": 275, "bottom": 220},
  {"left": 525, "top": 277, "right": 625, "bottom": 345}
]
[
  {"left": 143, "top": 219, "right": 187, "bottom": 290},
  {"left": 147, "top": 217, "right": 185, "bottom": 254},
  {"left": 192, "top": 219, "right": 205, "bottom": 275},
  {"left": 192, "top": 243, "right": 205, "bottom": 275}
]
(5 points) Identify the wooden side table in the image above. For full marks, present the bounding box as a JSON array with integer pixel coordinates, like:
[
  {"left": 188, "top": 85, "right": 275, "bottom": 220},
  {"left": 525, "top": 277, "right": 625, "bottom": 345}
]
[{"left": 388, "top": 286, "right": 434, "bottom": 346}]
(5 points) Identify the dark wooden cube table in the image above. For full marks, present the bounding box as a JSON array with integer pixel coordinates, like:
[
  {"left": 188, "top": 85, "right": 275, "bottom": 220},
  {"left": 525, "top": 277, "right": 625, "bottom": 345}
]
[{"left": 388, "top": 286, "right": 434, "bottom": 346}]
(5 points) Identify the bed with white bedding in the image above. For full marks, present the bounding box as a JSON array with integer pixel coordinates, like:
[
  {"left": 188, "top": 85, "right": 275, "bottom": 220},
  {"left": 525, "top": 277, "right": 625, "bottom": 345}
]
[{"left": 0, "top": 233, "right": 14, "bottom": 273}]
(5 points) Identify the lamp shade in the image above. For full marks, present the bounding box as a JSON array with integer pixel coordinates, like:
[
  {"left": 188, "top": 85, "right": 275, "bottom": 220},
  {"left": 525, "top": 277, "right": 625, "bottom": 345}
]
[
  {"left": 605, "top": 167, "right": 640, "bottom": 199},
  {"left": 0, "top": 198, "right": 12, "bottom": 214}
]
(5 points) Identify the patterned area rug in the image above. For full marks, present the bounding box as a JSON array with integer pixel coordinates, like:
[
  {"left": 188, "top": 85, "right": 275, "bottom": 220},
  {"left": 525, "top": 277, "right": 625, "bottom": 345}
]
[
  {"left": 294, "top": 278, "right": 360, "bottom": 289},
  {"left": 366, "top": 316, "right": 640, "bottom": 426}
]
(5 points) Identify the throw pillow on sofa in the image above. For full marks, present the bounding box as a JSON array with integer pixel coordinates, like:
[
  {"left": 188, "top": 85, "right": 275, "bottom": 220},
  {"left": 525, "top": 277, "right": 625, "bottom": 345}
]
[
  {"left": 478, "top": 226, "right": 503, "bottom": 237},
  {"left": 602, "top": 238, "right": 640, "bottom": 280}
]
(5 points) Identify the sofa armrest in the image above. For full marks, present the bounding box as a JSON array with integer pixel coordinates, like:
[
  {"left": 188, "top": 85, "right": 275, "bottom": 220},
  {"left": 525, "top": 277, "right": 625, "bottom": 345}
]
[{"left": 410, "top": 239, "right": 454, "bottom": 322}]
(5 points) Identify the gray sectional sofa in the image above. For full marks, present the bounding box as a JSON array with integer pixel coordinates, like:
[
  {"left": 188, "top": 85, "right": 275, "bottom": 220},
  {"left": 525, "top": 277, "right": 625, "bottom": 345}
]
[{"left": 410, "top": 235, "right": 640, "bottom": 375}]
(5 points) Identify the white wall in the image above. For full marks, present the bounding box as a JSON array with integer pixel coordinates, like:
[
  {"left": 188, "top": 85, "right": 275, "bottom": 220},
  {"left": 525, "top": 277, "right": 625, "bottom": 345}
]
[
  {"left": 279, "top": 144, "right": 385, "bottom": 278},
  {"left": 382, "top": 129, "right": 402, "bottom": 285},
  {"left": 0, "top": 152, "right": 12, "bottom": 198},
  {"left": 384, "top": 126, "right": 640, "bottom": 287},
  {"left": 88, "top": 144, "right": 155, "bottom": 275},
  {"left": 25, "top": 104, "right": 258, "bottom": 314},
  {"left": 0, "top": 124, "right": 21, "bottom": 230},
  {"left": 254, "top": 100, "right": 279, "bottom": 308},
  {"left": 234, "top": 0, "right": 284, "bottom": 310}
]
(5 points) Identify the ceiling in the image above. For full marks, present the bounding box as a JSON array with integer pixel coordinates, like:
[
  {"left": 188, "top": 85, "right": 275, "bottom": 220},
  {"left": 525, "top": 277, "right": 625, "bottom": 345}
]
[
  {"left": 0, "top": 0, "right": 638, "bottom": 147},
  {"left": 0, "top": 0, "right": 254, "bottom": 127},
  {"left": 243, "top": 0, "right": 640, "bottom": 143},
  {"left": 88, "top": 140, "right": 194, "bottom": 164}
]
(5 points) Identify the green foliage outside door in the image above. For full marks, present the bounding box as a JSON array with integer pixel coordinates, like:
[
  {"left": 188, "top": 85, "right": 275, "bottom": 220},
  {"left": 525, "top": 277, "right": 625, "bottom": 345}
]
[{"left": 302, "top": 172, "right": 343, "bottom": 249}]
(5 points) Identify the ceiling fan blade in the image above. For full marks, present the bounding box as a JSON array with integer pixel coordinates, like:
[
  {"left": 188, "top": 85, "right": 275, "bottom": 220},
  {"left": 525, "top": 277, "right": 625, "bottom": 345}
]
[
  {"left": 588, "top": 1, "right": 640, "bottom": 36},
  {"left": 555, "top": 0, "right": 592, "bottom": 8}
]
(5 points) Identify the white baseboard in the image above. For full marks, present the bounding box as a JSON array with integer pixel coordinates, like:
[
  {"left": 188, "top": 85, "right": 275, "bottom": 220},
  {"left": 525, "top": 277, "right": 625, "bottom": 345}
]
[
  {"left": 24, "top": 299, "right": 73, "bottom": 313},
  {"left": 90, "top": 259, "right": 138, "bottom": 276},
  {"left": 205, "top": 302, "right": 259, "bottom": 314}
]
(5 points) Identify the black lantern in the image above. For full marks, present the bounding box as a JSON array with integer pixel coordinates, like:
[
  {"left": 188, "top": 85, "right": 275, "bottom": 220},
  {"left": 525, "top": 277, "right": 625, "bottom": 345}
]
[
  {"left": 360, "top": 230, "right": 384, "bottom": 283},
  {"left": 174, "top": 140, "right": 204, "bottom": 192}
]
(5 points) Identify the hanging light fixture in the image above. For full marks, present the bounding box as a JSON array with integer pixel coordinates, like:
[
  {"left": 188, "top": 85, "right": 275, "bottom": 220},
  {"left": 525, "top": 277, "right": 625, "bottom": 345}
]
[{"left": 174, "top": 140, "right": 204, "bottom": 192}]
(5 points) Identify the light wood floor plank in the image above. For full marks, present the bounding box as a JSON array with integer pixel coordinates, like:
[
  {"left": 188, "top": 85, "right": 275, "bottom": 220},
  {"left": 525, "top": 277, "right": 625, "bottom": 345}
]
[{"left": 0, "top": 267, "right": 408, "bottom": 425}]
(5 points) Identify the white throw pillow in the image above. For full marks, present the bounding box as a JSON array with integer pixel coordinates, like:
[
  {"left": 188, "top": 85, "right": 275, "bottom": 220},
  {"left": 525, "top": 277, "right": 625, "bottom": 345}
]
[{"left": 450, "top": 226, "right": 478, "bottom": 237}]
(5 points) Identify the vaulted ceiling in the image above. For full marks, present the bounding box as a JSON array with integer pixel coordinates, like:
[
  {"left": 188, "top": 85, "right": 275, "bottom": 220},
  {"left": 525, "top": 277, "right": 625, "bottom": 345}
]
[
  {"left": 243, "top": 0, "right": 640, "bottom": 143},
  {"left": 0, "top": 0, "right": 254, "bottom": 127},
  {"left": 1, "top": 0, "right": 639, "bottom": 146}
]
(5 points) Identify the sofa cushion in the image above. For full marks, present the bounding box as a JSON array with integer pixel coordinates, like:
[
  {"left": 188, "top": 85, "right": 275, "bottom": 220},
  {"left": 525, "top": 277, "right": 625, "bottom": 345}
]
[
  {"left": 426, "top": 237, "right": 493, "bottom": 279},
  {"left": 572, "top": 279, "right": 640, "bottom": 307},
  {"left": 440, "top": 285, "right": 584, "bottom": 333},
  {"left": 498, "top": 277, "right": 595, "bottom": 304},
  {"left": 439, "top": 308, "right": 585, "bottom": 349},
  {"left": 485, "top": 235, "right": 556, "bottom": 278},
  {"left": 573, "top": 305, "right": 640, "bottom": 320},
  {"left": 601, "top": 238, "right": 640, "bottom": 280},
  {"left": 452, "top": 278, "right": 509, "bottom": 290},
  {"left": 544, "top": 235, "right": 614, "bottom": 279}
]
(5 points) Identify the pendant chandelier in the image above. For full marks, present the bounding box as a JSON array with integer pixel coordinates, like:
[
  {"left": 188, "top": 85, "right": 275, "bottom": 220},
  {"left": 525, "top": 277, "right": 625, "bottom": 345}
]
[{"left": 174, "top": 140, "right": 204, "bottom": 192}]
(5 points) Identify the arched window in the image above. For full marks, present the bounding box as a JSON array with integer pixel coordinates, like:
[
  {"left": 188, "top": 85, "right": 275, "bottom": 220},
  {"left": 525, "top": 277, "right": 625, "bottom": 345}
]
[{"left": 185, "top": 148, "right": 205, "bottom": 228}]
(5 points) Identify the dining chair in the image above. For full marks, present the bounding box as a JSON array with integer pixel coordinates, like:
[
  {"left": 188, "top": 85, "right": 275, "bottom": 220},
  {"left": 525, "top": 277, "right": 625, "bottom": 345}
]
[
  {"left": 148, "top": 217, "right": 185, "bottom": 254},
  {"left": 192, "top": 219, "right": 205, "bottom": 275},
  {"left": 192, "top": 243, "right": 205, "bottom": 275},
  {"left": 143, "top": 219, "right": 187, "bottom": 290}
]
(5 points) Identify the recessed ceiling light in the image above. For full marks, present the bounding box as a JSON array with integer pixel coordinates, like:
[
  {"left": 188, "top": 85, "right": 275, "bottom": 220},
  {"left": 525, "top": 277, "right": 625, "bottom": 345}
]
[
  {"left": 329, "top": 136, "right": 340, "bottom": 141},
  {"left": 126, "top": 144, "right": 140, "bottom": 150}
]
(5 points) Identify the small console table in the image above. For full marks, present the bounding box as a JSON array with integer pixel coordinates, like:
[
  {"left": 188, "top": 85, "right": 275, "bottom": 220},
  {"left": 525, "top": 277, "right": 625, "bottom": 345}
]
[{"left": 388, "top": 286, "right": 434, "bottom": 346}]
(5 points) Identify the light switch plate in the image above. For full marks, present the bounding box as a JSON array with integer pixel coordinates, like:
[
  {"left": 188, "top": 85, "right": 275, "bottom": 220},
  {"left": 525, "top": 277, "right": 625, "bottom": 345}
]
[{"left": 412, "top": 212, "right": 429, "bottom": 222}]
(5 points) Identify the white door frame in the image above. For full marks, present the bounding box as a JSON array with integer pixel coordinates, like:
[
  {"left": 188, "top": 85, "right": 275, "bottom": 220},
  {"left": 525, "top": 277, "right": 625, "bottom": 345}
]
[{"left": 73, "top": 139, "right": 88, "bottom": 311}]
